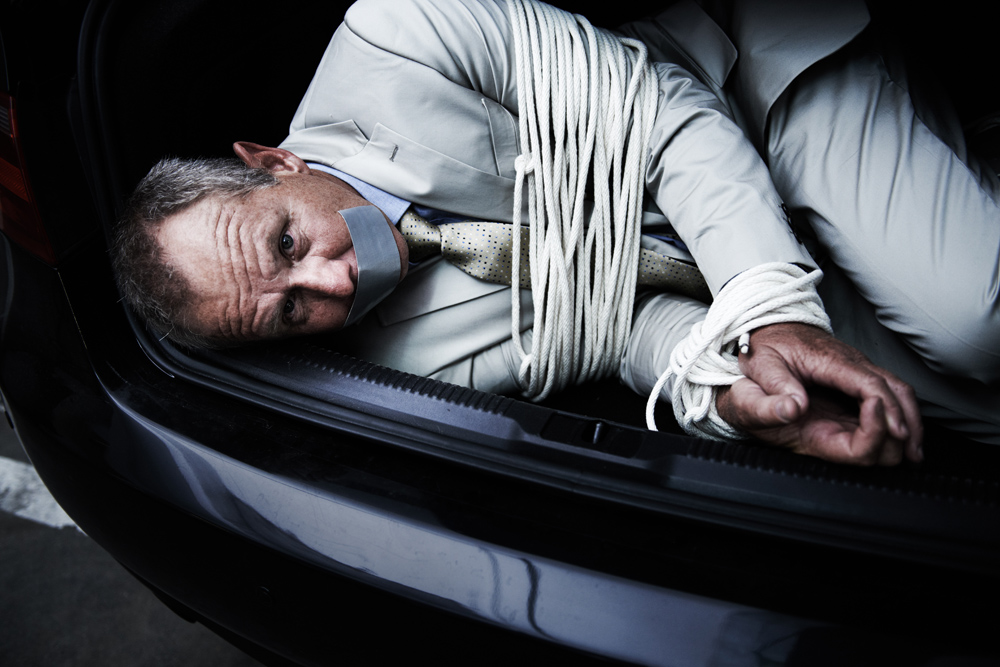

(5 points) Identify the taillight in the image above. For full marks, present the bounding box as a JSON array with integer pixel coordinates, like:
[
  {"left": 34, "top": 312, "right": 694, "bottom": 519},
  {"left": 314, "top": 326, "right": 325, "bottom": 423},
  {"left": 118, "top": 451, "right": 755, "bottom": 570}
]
[{"left": 0, "top": 91, "right": 56, "bottom": 265}]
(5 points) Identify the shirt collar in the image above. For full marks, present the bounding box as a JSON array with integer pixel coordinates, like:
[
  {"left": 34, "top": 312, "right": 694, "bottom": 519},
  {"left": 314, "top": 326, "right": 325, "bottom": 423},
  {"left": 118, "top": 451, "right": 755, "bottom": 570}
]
[{"left": 306, "top": 162, "right": 411, "bottom": 224}]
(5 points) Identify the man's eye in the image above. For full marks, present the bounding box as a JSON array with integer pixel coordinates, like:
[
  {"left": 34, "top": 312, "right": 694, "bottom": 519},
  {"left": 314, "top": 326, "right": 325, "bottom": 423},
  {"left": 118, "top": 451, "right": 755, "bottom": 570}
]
[
  {"left": 280, "top": 233, "right": 294, "bottom": 254},
  {"left": 283, "top": 298, "right": 295, "bottom": 316}
]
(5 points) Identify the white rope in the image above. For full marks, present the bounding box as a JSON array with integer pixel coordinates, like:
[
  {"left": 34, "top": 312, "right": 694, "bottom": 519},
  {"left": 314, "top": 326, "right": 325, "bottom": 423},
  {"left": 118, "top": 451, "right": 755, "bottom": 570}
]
[
  {"left": 507, "top": 0, "right": 658, "bottom": 400},
  {"left": 645, "top": 263, "right": 833, "bottom": 439}
]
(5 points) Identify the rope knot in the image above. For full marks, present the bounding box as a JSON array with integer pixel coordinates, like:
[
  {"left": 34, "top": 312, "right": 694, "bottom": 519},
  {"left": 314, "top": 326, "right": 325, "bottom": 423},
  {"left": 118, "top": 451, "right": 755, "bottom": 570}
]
[{"left": 514, "top": 153, "right": 535, "bottom": 175}]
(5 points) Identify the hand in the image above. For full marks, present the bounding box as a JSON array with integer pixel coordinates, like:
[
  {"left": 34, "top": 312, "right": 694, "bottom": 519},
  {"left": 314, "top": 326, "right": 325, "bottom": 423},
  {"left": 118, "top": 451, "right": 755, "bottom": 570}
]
[{"left": 715, "top": 322, "right": 923, "bottom": 465}]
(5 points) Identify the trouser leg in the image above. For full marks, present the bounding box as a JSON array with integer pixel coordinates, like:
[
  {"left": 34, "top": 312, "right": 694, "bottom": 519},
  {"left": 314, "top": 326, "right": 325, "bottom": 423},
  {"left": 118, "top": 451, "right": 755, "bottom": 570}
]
[
  {"left": 765, "top": 40, "right": 1000, "bottom": 441},
  {"left": 766, "top": 41, "right": 1000, "bottom": 385},
  {"left": 819, "top": 261, "right": 1000, "bottom": 443}
]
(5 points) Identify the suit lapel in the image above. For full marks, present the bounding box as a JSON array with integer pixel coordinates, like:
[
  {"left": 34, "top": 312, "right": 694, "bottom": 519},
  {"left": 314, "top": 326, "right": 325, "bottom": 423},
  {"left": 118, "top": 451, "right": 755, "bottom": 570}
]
[
  {"left": 282, "top": 122, "right": 524, "bottom": 223},
  {"left": 375, "top": 256, "right": 508, "bottom": 326}
]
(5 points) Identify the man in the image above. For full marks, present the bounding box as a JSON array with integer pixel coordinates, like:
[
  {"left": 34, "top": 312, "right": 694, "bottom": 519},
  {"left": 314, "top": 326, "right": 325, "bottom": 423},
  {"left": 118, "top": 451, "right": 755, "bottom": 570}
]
[{"left": 119, "top": 0, "right": 1000, "bottom": 465}]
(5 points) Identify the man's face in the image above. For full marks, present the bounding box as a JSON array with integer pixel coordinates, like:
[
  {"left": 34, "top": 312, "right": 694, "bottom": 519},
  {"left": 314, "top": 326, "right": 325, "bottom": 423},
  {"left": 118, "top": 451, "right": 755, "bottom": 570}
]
[{"left": 156, "top": 169, "right": 408, "bottom": 342}]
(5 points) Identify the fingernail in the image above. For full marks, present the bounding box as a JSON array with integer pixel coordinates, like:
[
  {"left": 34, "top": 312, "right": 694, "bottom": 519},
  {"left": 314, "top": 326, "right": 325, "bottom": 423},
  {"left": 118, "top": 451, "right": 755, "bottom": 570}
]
[{"left": 776, "top": 397, "right": 795, "bottom": 423}]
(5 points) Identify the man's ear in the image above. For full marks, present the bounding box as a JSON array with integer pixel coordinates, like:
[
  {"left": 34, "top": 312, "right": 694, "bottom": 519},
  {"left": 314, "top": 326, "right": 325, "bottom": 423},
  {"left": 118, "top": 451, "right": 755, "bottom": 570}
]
[{"left": 233, "top": 141, "right": 310, "bottom": 174}]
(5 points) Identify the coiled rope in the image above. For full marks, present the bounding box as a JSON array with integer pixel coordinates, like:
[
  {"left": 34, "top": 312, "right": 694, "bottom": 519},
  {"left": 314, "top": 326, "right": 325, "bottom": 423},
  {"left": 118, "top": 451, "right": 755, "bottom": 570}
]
[
  {"left": 506, "top": 1, "right": 833, "bottom": 440},
  {"left": 645, "top": 263, "right": 833, "bottom": 439},
  {"left": 507, "top": 0, "right": 658, "bottom": 400}
]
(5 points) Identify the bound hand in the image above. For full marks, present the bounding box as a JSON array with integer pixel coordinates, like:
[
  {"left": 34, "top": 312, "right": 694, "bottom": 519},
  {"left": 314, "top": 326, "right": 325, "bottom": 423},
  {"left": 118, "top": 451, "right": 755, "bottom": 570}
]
[{"left": 715, "top": 322, "right": 923, "bottom": 465}]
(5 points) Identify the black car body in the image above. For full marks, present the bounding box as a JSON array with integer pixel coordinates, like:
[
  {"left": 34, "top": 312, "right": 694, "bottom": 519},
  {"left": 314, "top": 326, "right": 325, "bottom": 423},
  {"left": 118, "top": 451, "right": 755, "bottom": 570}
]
[{"left": 1, "top": 0, "right": 998, "bottom": 664}]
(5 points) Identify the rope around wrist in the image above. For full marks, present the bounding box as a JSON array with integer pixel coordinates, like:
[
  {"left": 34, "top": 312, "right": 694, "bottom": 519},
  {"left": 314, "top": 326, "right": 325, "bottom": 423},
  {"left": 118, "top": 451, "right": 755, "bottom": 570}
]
[{"left": 645, "top": 263, "right": 833, "bottom": 440}]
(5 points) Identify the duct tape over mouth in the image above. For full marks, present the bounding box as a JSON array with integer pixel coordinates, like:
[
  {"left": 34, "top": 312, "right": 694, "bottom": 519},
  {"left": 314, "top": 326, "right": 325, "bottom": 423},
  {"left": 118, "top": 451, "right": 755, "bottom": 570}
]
[{"left": 341, "top": 205, "right": 401, "bottom": 327}]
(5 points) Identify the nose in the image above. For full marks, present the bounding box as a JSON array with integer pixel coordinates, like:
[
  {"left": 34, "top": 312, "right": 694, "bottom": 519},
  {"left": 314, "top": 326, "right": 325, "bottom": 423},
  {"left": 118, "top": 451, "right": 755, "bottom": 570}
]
[{"left": 292, "top": 256, "right": 355, "bottom": 298}]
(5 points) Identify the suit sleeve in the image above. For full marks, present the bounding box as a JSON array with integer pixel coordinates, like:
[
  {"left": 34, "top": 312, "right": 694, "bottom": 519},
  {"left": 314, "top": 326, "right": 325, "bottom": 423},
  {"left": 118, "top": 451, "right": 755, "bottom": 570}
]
[
  {"left": 310, "top": 0, "right": 816, "bottom": 395},
  {"left": 341, "top": 0, "right": 814, "bottom": 294},
  {"left": 641, "top": 60, "right": 815, "bottom": 294}
]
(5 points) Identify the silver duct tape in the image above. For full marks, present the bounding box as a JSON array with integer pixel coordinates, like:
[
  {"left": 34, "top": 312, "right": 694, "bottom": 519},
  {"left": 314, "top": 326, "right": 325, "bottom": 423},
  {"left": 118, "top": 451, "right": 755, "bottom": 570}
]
[{"left": 341, "top": 205, "right": 401, "bottom": 327}]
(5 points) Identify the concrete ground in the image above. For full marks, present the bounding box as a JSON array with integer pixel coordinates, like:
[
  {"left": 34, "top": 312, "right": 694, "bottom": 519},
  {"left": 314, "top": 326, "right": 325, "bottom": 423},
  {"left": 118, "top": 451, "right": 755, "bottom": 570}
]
[{"left": 0, "top": 414, "right": 263, "bottom": 667}]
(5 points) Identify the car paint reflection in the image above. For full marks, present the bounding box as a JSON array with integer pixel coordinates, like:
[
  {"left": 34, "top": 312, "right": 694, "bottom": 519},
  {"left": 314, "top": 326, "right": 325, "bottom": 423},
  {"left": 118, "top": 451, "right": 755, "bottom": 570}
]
[{"left": 106, "top": 397, "right": 823, "bottom": 666}]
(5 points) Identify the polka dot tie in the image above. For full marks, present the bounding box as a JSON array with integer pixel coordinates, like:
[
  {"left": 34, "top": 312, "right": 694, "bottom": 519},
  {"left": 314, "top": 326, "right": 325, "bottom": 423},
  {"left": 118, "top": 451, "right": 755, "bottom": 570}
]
[{"left": 399, "top": 209, "right": 710, "bottom": 302}]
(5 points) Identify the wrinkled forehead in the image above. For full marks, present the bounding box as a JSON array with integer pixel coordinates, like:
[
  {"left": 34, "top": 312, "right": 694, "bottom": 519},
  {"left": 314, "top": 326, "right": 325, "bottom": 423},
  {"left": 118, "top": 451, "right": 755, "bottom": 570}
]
[
  {"left": 155, "top": 195, "right": 230, "bottom": 270},
  {"left": 153, "top": 196, "right": 248, "bottom": 323}
]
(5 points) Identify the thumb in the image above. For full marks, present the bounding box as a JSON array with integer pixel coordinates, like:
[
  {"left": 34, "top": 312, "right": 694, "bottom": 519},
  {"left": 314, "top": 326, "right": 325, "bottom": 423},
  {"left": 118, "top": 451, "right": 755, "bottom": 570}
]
[
  {"left": 720, "top": 378, "right": 805, "bottom": 430},
  {"left": 739, "top": 348, "right": 809, "bottom": 421}
]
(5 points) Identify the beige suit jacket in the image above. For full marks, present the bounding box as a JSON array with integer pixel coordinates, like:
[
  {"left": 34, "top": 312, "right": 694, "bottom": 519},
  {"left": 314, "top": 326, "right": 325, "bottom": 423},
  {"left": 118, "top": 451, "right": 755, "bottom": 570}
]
[{"left": 279, "top": 0, "right": 866, "bottom": 390}]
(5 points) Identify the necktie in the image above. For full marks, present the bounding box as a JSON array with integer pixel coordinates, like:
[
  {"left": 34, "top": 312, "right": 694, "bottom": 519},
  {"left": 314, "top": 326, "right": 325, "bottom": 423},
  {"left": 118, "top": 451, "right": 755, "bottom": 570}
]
[{"left": 399, "top": 210, "right": 711, "bottom": 302}]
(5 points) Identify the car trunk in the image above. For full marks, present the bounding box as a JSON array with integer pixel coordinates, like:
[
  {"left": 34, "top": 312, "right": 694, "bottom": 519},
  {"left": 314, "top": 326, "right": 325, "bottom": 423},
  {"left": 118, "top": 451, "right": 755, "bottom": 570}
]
[{"left": 46, "top": 0, "right": 1000, "bottom": 658}]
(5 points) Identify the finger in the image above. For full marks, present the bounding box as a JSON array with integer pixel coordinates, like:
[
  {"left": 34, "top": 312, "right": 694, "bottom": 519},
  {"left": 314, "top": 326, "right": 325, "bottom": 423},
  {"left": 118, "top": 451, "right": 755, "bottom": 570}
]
[
  {"left": 791, "top": 352, "right": 907, "bottom": 443},
  {"left": 828, "top": 365, "right": 916, "bottom": 462},
  {"left": 738, "top": 347, "right": 809, "bottom": 418},
  {"left": 792, "top": 416, "right": 869, "bottom": 465},
  {"left": 883, "top": 374, "right": 924, "bottom": 462},
  {"left": 850, "top": 397, "right": 903, "bottom": 466},
  {"left": 877, "top": 439, "right": 905, "bottom": 466},
  {"left": 721, "top": 378, "right": 804, "bottom": 430},
  {"left": 858, "top": 373, "right": 907, "bottom": 441}
]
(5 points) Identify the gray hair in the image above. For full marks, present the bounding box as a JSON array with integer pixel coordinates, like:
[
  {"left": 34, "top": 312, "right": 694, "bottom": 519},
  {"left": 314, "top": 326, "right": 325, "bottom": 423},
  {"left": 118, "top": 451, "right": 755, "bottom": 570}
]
[{"left": 112, "top": 156, "right": 279, "bottom": 348}]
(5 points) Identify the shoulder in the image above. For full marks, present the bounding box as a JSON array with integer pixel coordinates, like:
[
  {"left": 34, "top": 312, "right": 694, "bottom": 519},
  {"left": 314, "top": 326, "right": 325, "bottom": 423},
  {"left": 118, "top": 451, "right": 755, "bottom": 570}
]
[
  {"left": 337, "top": 0, "right": 517, "bottom": 104},
  {"left": 343, "top": 0, "right": 510, "bottom": 47}
]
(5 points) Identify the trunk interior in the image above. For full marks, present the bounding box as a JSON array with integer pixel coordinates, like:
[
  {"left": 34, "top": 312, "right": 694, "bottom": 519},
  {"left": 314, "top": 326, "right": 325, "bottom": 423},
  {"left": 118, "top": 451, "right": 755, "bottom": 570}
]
[{"left": 70, "top": 0, "right": 999, "bottom": 636}]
